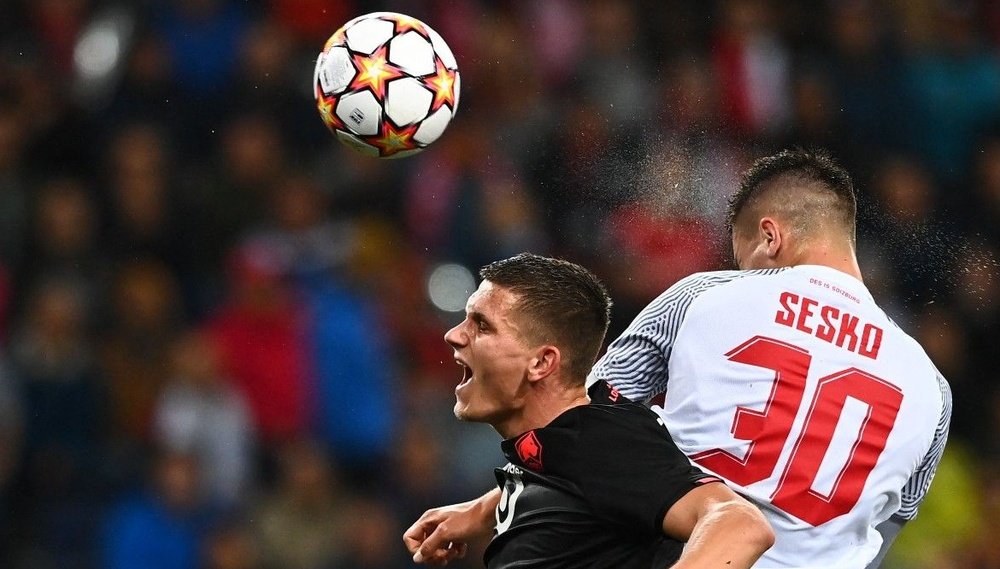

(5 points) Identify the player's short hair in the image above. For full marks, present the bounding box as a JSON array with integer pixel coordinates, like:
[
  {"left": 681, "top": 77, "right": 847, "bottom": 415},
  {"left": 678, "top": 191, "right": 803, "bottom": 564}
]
[
  {"left": 726, "top": 148, "right": 857, "bottom": 244},
  {"left": 480, "top": 253, "right": 612, "bottom": 383}
]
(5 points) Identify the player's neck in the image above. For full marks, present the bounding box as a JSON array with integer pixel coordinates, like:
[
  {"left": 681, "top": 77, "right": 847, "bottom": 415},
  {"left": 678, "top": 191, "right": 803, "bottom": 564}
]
[
  {"left": 497, "top": 383, "right": 590, "bottom": 439},
  {"left": 792, "top": 239, "right": 863, "bottom": 281}
]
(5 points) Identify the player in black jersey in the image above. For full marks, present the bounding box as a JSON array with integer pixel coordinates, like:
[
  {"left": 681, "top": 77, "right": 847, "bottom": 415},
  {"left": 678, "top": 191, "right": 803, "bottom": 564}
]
[{"left": 404, "top": 253, "right": 773, "bottom": 568}]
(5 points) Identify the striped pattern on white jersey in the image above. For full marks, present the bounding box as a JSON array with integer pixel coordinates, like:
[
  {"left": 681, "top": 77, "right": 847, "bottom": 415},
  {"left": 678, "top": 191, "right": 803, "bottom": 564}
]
[
  {"left": 589, "top": 269, "right": 785, "bottom": 402},
  {"left": 898, "top": 371, "right": 951, "bottom": 520}
]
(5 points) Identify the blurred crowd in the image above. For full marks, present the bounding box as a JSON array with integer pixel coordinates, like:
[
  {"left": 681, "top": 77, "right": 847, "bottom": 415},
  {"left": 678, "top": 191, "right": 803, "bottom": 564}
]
[{"left": 0, "top": 0, "right": 997, "bottom": 567}]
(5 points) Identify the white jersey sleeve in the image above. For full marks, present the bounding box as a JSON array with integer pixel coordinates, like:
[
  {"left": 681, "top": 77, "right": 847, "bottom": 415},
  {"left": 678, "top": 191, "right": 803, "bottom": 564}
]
[
  {"left": 588, "top": 269, "right": 784, "bottom": 402},
  {"left": 896, "top": 371, "right": 952, "bottom": 520}
]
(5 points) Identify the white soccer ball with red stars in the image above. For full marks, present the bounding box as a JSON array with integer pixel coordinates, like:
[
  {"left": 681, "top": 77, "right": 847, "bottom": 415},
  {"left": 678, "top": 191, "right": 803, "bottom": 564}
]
[{"left": 313, "top": 12, "right": 460, "bottom": 159}]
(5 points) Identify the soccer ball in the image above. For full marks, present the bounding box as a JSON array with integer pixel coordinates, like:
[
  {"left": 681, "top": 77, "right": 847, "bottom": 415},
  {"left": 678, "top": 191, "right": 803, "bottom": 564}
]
[{"left": 313, "top": 12, "right": 460, "bottom": 159}]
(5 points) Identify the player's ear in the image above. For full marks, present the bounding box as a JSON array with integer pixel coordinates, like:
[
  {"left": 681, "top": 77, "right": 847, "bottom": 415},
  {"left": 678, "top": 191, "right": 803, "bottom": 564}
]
[
  {"left": 760, "top": 217, "right": 782, "bottom": 259},
  {"left": 527, "top": 345, "right": 560, "bottom": 383}
]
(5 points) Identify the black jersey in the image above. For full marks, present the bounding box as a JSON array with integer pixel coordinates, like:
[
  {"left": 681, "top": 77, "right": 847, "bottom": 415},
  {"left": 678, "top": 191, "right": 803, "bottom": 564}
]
[{"left": 484, "top": 396, "right": 720, "bottom": 569}]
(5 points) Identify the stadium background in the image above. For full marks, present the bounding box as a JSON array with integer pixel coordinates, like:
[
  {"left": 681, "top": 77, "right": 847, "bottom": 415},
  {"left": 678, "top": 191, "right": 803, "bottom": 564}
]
[{"left": 0, "top": 0, "right": 996, "bottom": 567}]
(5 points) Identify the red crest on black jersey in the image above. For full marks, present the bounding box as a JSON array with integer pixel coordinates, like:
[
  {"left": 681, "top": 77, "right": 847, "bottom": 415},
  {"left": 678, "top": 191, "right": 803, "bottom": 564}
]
[{"left": 515, "top": 431, "right": 544, "bottom": 471}]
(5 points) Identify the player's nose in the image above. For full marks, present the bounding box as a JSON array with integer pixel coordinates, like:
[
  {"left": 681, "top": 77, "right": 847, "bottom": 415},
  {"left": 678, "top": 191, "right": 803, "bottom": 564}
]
[{"left": 444, "top": 321, "right": 468, "bottom": 348}]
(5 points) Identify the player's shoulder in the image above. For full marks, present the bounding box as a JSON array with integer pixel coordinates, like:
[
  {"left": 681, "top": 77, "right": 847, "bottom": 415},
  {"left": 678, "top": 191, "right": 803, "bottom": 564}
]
[
  {"left": 555, "top": 402, "right": 664, "bottom": 449},
  {"left": 503, "top": 404, "right": 663, "bottom": 477},
  {"left": 639, "top": 268, "right": 787, "bottom": 317},
  {"left": 660, "top": 268, "right": 787, "bottom": 298},
  {"left": 545, "top": 404, "right": 699, "bottom": 484}
]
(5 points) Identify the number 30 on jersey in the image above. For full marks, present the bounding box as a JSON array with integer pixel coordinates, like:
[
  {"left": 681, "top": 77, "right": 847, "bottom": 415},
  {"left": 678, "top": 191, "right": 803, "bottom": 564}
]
[{"left": 689, "top": 335, "right": 902, "bottom": 526}]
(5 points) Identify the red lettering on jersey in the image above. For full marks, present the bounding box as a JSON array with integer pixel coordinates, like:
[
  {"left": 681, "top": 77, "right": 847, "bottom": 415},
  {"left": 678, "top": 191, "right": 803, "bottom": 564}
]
[
  {"left": 771, "top": 368, "right": 902, "bottom": 525},
  {"left": 775, "top": 292, "right": 798, "bottom": 326},
  {"left": 515, "top": 431, "right": 544, "bottom": 471},
  {"left": 836, "top": 313, "right": 859, "bottom": 352},
  {"left": 693, "top": 336, "right": 811, "bottom": 485},
  {"left": 796, "top": 297, "right": 818, "bottom": 334},
  {"left": 608, "top": 386, "right": 620, "bottom": 402},
  {"left": 816, "top": 305, "right": 839, "bottom": 342},
  {"left": 859, "top": 324, "right": 883, "bottom": 360},
  {"left": 774, "top": 292, "right": 883, "bottom": 360}
]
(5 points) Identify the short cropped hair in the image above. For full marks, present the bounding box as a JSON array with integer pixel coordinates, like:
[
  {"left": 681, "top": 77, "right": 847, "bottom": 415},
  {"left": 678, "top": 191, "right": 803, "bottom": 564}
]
[
  {"left": 480, "top": 253, "right": 612, "bottom": 382},
  {"left": 726, "top": 148, "right": 857, "bottom": 243}
]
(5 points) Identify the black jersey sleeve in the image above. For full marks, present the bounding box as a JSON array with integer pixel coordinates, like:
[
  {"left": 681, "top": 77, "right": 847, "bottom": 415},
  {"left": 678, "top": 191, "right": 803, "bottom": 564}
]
[{"left": 553, "top": 403, "right": 719, "bottom": 535}]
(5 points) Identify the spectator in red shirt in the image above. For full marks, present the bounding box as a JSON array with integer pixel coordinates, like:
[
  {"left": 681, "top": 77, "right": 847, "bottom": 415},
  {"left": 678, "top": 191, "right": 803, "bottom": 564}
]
[{"left": 207, "top": 239, "right": 313, "bottom": 448}]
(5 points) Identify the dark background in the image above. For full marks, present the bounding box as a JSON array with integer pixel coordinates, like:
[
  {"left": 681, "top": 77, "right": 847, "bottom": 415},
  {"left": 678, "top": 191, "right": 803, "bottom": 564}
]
[{"left": 0, "top": 0, "right": 996, "bottom": 567}]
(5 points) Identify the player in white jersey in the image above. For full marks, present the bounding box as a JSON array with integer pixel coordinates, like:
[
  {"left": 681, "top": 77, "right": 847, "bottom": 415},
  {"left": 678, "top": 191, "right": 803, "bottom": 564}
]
[
  {"left": 403, "top": 149, "right": 951, "bottom": 569},
  {"left": 591, "top": 268, "right": 948, "bottom": 568},
  {"left": 589, "top": 149, "right": 950, "bottom": 568}
]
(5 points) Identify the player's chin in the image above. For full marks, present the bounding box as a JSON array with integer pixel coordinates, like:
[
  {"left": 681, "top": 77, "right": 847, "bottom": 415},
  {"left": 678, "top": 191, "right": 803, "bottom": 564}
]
[
  {"left": 453, "top": 397, "right": 482, "bottom": 423},
  {"left": 453, "top": 398, "right": 471, "bottom": 421}
]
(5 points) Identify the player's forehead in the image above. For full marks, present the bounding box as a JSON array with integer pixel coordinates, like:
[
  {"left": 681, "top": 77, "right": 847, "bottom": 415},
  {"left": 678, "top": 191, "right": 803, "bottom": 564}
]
[{"left": 465, "top": 280, "right": 520, "bottom": 318}]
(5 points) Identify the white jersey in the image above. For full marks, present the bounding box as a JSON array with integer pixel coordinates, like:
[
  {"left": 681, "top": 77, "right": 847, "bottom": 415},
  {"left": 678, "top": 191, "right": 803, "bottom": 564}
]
[{"left": 589, "top": 265, "right": 951, "bottom": 569}]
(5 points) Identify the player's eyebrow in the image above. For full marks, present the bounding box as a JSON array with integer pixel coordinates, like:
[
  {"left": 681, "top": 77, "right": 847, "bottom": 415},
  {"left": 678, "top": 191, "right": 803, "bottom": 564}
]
[{"left": 469, "top": 310, "right": 493, "bottom": 330}]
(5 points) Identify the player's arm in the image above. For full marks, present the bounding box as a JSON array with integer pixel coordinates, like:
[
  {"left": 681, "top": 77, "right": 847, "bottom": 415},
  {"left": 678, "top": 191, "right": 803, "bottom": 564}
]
[
  {"left": 403, "top": 488, "right": 500, "bottom": 566},
  {"left": 580, "top": 405, "right": 773, "bottom": 568},
  {"left": 661, "top": 482, "right": 774, "bottom": 569}
]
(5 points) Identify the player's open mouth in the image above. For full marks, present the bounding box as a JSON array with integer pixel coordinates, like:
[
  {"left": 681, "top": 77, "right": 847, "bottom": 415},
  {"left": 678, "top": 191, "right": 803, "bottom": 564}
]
[{"left": 456, "top": 358, "right": 473, "bottom": 387}]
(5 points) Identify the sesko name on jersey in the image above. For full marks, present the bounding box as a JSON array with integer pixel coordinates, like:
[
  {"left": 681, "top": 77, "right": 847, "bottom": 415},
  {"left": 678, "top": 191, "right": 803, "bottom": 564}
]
[{"left": 774, "top": 291, "right": 883, "bottom": 359}]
